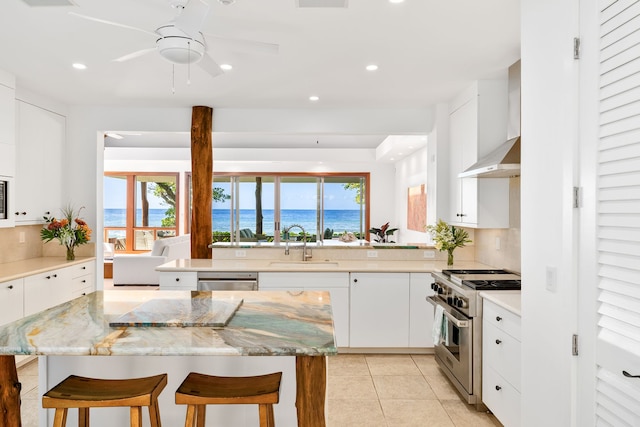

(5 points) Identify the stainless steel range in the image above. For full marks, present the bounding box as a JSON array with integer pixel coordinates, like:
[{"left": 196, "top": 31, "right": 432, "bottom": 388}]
[{"left": 428, "top": 269, "right": 521, "bottom": 411}]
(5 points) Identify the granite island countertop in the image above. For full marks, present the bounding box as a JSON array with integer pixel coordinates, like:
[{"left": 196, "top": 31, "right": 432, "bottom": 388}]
[
  {"left": 0, "top": 290, "right": 336, "bottom": 357},
  {"left": 158, "top": 258, "right": 496, "bottom": 273}
]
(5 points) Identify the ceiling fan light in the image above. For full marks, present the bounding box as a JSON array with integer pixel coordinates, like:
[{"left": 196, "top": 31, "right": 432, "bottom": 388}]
[{"left": 157, "top": 37, "right": 205, "bottom": 64}]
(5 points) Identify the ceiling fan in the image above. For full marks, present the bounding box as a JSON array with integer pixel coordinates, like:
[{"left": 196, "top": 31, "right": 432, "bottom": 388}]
[{"left": 70, "top": 0, "right": 278, "bottom": 78}]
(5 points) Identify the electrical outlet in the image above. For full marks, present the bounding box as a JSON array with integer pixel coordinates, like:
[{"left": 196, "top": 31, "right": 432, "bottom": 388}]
[
  {"left": 495, "top": 237, "right": 501, "bottom": 250},
  {"left": 19, "top": 231, "right": 25, "bottom": 243},
  {"left": 367, "top": 250, "right": 378, "bottom": 258},
  {"left": 235, "top": 250, "right": 246, "bottom": 258},
  {"left": 423, "top": 250, "right": 435, "bottom": 259}
]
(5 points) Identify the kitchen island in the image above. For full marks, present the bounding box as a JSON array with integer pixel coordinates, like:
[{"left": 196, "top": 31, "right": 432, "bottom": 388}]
[{"left": 0, "top": 290, "right": 336, "bottom": 426}]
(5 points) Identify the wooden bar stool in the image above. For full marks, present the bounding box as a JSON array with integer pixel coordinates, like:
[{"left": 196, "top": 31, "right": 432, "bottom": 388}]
[
  {"left": 42, "top": 373, "right": 167, "bottom": 427},
  {"left": 175, "top": 372, "right": 282, "bottom": 427}
]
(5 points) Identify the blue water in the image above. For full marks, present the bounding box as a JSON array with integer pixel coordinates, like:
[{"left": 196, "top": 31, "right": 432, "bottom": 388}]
[{"left": 104, "top": 209, "right": 363, "bottom": 233}]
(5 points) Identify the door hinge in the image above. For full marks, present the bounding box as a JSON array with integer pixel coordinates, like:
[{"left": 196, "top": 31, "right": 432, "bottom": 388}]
[
  {"left": 574, "top": 37, "right": 581, "bottom": 60},
  {"left": 572, "top": 334, "right": 579, "bottom": 356},
  {"left": 573, "top": 187, "right": 582, "bottom": 208}
]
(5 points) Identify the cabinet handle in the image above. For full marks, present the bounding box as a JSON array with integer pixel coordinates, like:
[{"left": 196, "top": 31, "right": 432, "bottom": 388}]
[
  {"left": 82, "top": 266, "right": 86, "bottom": 270},
  {"left": 495, "top": 339, "right": 502, "bottom": 345},
  {"left": 46, "top": 276, "right": 51, "bottom": 279},
  {"left": 81, "top": 293, "right": 86, "bottom": 296},
  {"left": 53, "top": 274, "right": 57, "bottom": 278},
  {"left": 45, "top": 211, "right": 50, "bottom": 215},
  {"left": 15, "top": 212, "right": 26, "bottom": 216},
  {"left": 495, "top": 385, "right": 502, "bottom": 391},
  {"left": 175, "top": 278, "right": 180, "bottom": 282},
  {"left": 81, "top": 280, "right": 86, "bottom": 283},
  {"left": 623, "top": 371, "right": 640, "bottom": 379},
  {"left": 496, "top": 316, "right": 502, "bottom": 322},
  {"left": 7, "top": 285, "right": 13, "bottom": 290},
  {"left": 353, "top": 279, "right": 358, "bottom": 283}
]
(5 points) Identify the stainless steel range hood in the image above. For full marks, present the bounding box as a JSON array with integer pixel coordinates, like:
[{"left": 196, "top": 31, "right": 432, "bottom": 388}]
[{"left": 459, "top": 60, "right": 521, "bottom": 179}]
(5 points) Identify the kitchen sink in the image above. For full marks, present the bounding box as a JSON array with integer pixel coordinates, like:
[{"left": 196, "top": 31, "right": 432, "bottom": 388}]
[{"left": 269, "top": 261, "right": 340, "bottom": 269}]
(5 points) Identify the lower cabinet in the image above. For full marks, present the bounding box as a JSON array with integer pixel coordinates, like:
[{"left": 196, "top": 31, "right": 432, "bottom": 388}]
[
  {"left": 159, "top": 272, "right": 198, "bottom": 290},
  {"left": 482, "top": 299, "right": 521, "bottom": 426},
  {"left": 259, "top": 272, "right": 350, "bottom": 347},
  {"left": 349, "top": 272, "right": 410, "bottom": 347},
  {"left": 409, "top": 273, "right": 435, "bottom": 347},
  {"left": 0, "top": 279, "right": 24, "bottom": 326}
]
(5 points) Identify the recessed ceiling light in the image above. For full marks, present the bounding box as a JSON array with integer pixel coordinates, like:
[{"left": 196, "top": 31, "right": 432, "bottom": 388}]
[
  {"left": 398, "top": 152, "right": 403, "bottom": 155},
  {"left": 72, "top": 63, "right": 87, "bottom": 70},
  {"left": 220, "top": 64, "right": 233, "bottom": 70},
  {"left": 389, "top": 0, "right": 405, "bottom": 3},
  {"left": 309, "top": 96, "right": 320, "bottom": 101},
  {"left": 366, "top": 64, "right": 379, "bottom": 71}
]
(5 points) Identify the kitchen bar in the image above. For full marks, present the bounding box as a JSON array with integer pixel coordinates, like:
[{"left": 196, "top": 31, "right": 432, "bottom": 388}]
[{"left": 0, "top": 290, "right": 337, "bottom": 426}]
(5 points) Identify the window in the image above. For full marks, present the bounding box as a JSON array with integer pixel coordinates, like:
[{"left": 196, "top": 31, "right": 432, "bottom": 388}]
[
  {"left": 189, "top": 173, "right": 369, "bottom": 243},
  {"left": 104, "top": 172, "right": 179, "bottom": 252}
]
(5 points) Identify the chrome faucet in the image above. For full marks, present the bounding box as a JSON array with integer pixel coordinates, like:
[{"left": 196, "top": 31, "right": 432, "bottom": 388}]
[{"left": 283, "top": 224, "right": 313, "bottom": 261}]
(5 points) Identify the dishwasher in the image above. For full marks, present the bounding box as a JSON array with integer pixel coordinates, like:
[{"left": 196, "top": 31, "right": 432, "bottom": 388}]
[{"left": 196, "top": 272, "right": 259, "bottom": 291}]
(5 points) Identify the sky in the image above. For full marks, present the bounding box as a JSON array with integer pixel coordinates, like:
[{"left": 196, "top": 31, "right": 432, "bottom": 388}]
[{"left": 103, "top": 178, "right": 361, "bottom": 210}]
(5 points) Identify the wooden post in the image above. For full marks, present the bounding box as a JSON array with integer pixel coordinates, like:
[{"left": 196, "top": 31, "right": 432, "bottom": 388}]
[
  {"left": 295, "top": 355, "right": 327, "bottom": 427},
  {"left": 0, "top": 355, "right": 21, "bottom": 427},
  {"left": 191, "top": 106, "right": 213, "bottom": 259}
]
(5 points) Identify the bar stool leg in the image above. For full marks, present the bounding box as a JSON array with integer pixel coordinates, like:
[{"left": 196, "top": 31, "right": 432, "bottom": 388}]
[
  {"left": 148, "top": 400, "right": 162, "bottom": 427},
  {"left": 196, "top": 405, "right": 206, "bottom": 427},
  {"left": 79, "top": 408, "right": 89, "bottom": 427},
  {"left": 130, "top": 406, "right": 142, "bottom": 427},
  {"left": 258, "top": 404, "right": 275, "bottom": 427},
  {"left": 52, "top": 408, "right": 67, "bottom": 427},
  {"left": 184, "top": 405, "right": 196, "bottom": 427}
]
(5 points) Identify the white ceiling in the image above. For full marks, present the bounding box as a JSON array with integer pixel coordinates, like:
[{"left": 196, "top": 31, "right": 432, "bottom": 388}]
[{"left": 1, "top": 0, "right": 520, "bottom": 155}]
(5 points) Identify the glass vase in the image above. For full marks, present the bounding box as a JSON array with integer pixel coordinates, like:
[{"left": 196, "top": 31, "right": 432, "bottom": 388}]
[
  {"left": 447, "top": 249, "right": 454, "bottom": 266},
  {"left": 66, "top": 245, "right": 75, "bottom": 261}
]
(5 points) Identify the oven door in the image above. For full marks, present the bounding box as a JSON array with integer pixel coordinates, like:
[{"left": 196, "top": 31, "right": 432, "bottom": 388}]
[{"left": 428, "top": 296, "right": 473, "bottom": 396}]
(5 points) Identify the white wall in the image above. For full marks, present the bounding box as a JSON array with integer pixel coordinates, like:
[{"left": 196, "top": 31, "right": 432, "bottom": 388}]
[
  {"left": 394, "top": 147, "right": 428, "bottom": 244},
  {"left": 520, "top": 0, "right": 580, "bottom": 425}
]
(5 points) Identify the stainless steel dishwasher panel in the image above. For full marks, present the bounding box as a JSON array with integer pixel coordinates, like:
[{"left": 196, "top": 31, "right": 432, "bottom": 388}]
[{"left": 197, "top": 272, "right": 258, "bottom": 291}]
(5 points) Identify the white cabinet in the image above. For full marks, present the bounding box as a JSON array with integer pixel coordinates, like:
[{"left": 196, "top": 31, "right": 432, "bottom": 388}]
[
  {"left": 0, "top": 79, "right": 15, "bottom": 177},
  {"left": 14, "top": 100, "right": 65, "bottom": 223},
  {"left": 159, "top": 271, "right": 198, "bottom": 290},
  {"left": 349, "top": 272, "right": 410, "bottom": 347},
  {"left": 0, "top": 279, "right": 24, "bottom": 326},
  {"left": 68, "top": 261, "right": 96, "bottom": 298},
  {"left": 482, "top": 299, "right": 521, "bottom": 427},
  {"left": 448, "top": 80, "right": 510, "bottom": 228},
  {"left": 24, "top": 268, "right": 67, "bottom": 316},
  {"left": 409, "top": 273, "right": 435, "bottom": 347},
  {"left": 259, "top": 272, "right": 350, "bottom": 347}
]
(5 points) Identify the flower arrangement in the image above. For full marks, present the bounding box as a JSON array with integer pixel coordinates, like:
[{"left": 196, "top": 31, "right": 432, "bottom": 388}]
[
  {"left": 369, "top": 222, "right": 398, "bottom": 243},
  {"left": 41, "top": 205, "right": 92, "bottom": 260},
  {"left": 426, "top": 219, "right": 471, "bottom": 265}
]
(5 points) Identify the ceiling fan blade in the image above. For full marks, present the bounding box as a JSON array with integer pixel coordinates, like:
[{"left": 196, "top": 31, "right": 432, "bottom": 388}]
[
  {"left": 198, "top": 53, "right": 224, "bottom": 78},
  {"left": 205, "top": 34, "right": 279, "bottom": 55},
  {"left": 174, "top": 0, "right": 210, "bottom": 39},
  {"left": 113, "top": 48, "right": 157, "bottom": 63},
  {"left": 69, "top": 12, "right": 158, "bottom": 38}
]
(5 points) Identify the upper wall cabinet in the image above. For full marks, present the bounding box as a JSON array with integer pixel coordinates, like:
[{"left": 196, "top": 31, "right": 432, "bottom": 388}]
[
  {"left": 14, "top": 101, "right": 65, "bottom": 224},
  {"left": 0, "top": 70, "right": 15, "bottom": 178},
  {"left": 448, "top": 80, "right": 510, "bottom": 228}
]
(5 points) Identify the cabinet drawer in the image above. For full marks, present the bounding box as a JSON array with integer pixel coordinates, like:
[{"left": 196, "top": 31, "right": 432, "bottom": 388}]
[
  {"left": 159, "top": 272, "right": 197, "bottom": 290},
  {"left": 483, "top": 365, "right": 521, "bottom": 427},
  {"left": 0, "top": 279, "right": 24, "bottom": 326},
  {"left": 259, "top": 272, "right": 349, "bottom": 288},
  {"left": 68, "top": 261, "right": 95, "bottom": 279},
  {"left": 484, "top": 300, "right": 521, "bottom": 340},
  {"left": 483, "top": 321, "right": 521, "bottom": 391},
  {"left": 71, "top": 275, "right": 94, "bottom": 293}
]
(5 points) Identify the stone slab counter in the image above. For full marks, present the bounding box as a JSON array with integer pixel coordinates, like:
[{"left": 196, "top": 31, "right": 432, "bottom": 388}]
[{"left": 479, "top": 290, "right": 522, "bottom": 316}]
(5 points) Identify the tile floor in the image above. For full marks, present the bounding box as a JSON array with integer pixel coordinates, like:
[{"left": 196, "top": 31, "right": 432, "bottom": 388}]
[{"left": 17, "top": 353, "right": 502, "bottom": 427}]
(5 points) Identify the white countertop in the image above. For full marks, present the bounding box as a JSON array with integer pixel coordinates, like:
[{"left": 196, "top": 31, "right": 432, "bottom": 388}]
[
  {"left": 479, "top": 290, "right": 522, "bottom": 316},
  {"left": 0, "top": 257, "right": 96, "bottom": 283},
  {"left": 157, "top": 258, "right": 496, "bottom": 273}
]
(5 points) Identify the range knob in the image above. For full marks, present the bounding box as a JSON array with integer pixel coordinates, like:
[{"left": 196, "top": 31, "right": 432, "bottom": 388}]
[
  {"left": 456, "top": 298, "right": 467, "bottom": 308},
  {"left": 437, "top": 287, "right": 444, "bottom": 295},
  {"left": 431, "top": 283, "right": 437, "bottom": 291},
  {"left": 447, "top": 296, "right": 453, "bottom": 305}
]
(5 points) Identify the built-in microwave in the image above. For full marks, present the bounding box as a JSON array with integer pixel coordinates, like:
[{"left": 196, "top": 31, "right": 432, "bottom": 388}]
[{"left": 0, "top": 176, "right": 14, "bottom": 228}]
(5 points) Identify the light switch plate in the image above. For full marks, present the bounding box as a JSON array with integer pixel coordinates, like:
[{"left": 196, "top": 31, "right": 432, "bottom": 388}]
[
  {"left": 423, "top": 250, "right": 435, "bottom": 259},
  {"left": 367, "top": 251, "right": 378, "bottom": 258},
  {"left": 235, "top": 250, "right": 246, "bottom": 258},
  {"left": 546, "top": 266, "right": 557, "bottom": 292}
]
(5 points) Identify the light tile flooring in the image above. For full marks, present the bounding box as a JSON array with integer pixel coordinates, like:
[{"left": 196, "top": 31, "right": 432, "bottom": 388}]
[{"left": 17, "top": 353, "right": 502, "bottom": 427}]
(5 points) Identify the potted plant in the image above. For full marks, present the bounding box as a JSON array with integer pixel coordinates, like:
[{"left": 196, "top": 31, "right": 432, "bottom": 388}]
[{"left": 369, "top": 222, "right": 398, "bottom": 243}]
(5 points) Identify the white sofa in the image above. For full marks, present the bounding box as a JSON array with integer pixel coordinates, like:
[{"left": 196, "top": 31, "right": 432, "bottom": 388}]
[{"left": 112, "top": 234, "right": 191, "bottom": 286}]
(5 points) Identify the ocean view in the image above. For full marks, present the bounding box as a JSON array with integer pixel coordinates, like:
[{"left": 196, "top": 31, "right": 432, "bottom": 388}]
[{"left": 104, "top": 208, "right": 364, "bottom": 233}]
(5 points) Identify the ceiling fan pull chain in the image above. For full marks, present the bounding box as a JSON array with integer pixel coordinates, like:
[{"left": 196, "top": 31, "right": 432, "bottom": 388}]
[{"left": 172, "top": 64, "right": 176, "bottom": 95}]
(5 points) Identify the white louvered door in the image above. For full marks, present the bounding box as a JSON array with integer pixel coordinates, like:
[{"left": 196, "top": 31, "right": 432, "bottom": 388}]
[{"left": 595, "top": 0, "right": 640, "bottom": 424}]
